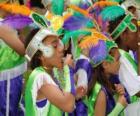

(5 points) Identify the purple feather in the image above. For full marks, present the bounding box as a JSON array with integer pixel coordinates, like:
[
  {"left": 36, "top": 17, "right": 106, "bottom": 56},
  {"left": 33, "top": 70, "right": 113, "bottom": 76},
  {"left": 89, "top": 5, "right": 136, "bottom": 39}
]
[
  {"left": 89, "top": 40, "right": 107, "bottom": 65},
  {"left": 63, "top": 15, "right": 91, "bottom": 31},
  {"left": 1, "top": 15, "right": 33, "bottom": 29}
]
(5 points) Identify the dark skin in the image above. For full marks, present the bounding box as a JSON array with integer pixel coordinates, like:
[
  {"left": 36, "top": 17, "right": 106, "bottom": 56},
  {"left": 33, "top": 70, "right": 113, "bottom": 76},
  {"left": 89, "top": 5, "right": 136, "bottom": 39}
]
[
  {"left": 119, "top": 19, "right": 139, "bottom": 52},
  {"left": 118, "top": 19, "right": 140, "bottom": 75}
]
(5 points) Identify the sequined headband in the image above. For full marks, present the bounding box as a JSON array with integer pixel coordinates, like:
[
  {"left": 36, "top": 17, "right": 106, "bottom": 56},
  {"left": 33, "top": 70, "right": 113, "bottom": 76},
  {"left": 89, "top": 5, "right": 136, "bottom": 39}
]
[
  {"left": 111, "top": 13, "right": 137, "bottom": 40},
  {"left": 25, "top": 28, "right": 57, "bottom": 61}
]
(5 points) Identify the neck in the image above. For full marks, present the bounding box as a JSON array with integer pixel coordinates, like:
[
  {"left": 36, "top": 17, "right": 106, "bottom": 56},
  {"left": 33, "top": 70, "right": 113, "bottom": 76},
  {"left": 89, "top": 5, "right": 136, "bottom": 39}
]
[{"left": 43, "top": 66, "right": 53, "bottom": 75}]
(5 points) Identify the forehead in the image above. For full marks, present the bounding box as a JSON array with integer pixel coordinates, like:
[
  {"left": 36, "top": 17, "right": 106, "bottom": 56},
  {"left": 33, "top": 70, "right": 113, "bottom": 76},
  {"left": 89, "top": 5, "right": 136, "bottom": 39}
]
[{"left": 43, "top": 35, "right": 59, "bottom": 44}]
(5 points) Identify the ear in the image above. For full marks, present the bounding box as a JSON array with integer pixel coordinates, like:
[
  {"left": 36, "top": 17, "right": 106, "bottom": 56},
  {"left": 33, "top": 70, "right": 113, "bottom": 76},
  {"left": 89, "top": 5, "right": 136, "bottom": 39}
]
[
  {"left": 39, "top": 55, "right": 44, "bottom": 62},
  {"left": 120, "top": 31, "right": 127, "bottom": 41}
]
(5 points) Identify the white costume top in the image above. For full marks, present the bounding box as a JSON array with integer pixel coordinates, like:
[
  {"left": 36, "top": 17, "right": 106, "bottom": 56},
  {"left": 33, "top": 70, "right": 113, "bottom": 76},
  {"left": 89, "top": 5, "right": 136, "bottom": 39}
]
[{"left": 119, "top": 53, "right": 140, "bottom": 96}]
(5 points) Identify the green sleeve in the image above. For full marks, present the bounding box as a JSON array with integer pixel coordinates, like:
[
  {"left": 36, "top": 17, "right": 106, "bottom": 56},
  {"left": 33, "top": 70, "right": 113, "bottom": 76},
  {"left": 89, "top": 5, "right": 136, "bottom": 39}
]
[{"left": 108, "top": 103, "right": 124, "bottom": 116}]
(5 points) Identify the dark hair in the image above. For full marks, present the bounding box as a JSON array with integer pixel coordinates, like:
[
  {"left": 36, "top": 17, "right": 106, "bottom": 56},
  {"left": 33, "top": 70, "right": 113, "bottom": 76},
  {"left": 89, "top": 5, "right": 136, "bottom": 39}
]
[
  {"left": 19, "top": 0, "right": 24, "bottom": 4},
  {"left": 88, "top": 64, "right": 114, "bottom": 96},
  {"left": 30, "top": 0, "right": 45, "bottom": 8},
  {"left": 108, "top": 15, "right": 126, "bottom": 48},
  {"left": 25, "top": 28, "right": 42, "bottom": 69}
]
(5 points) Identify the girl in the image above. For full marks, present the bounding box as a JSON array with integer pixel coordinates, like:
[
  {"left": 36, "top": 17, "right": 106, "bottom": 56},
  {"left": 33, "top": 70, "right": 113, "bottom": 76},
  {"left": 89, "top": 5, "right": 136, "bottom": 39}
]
[
  {"left": 24, "top": 28, "right": 75, "bottom": 116},
  {"left": 78, "top": 31, "right": 127, "bottom": 116}
]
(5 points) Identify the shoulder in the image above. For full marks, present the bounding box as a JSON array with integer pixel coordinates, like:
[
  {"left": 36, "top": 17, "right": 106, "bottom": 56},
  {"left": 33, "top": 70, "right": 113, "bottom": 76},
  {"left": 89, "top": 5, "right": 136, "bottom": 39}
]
[
  {"left": 33, "top": 70, "right": 57, "bottom": 87},
  {"left": 95, "top": 89, "right": 106, "bottom": 107}
]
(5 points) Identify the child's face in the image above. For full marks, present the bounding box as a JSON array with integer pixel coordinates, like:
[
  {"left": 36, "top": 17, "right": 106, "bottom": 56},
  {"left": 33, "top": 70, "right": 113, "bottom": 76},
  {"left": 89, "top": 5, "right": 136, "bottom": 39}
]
[
  {"left": 103, "top": 48, "right": 120, "bottom": 75},
  {"left": 41, "top": 35, "right": 64, "bottom": 69},
  {"left": 124, "top": 19, "right": 140, "bottom": 51},
  {"left": 110, "top": 48, "right": 120, "bottom": 74}
]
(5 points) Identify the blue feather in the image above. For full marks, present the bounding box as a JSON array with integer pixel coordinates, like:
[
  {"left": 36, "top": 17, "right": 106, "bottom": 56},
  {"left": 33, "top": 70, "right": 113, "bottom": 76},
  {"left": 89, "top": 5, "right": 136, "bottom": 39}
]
[{"left": 63, "top": 14, "right": 93, "bottom": 31}]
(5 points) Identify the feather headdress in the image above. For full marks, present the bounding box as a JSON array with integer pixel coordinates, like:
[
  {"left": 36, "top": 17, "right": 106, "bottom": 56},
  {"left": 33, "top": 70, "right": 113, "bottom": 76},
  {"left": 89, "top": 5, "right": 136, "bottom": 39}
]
[
  {"left": 62, "top": 30, "right": 91, "bottom": 45},
  {"left": 89, "top": 39, "right": 115, "bottom": 67},
  {"left": 62, "top": 29, "right": 91, "bottom": 59},
  {"left": 51, "top": 0, "right": 64, "bottom": 15},
  {"left": 89, "top": 40, "right": 108, "bottom": 67},
  {"left": 87, "top": 1, "right": 118, "bottom": 13},
  {"left": 100, "top": 6, "right": 125, "bottom": 21},
  {"left": 69, "top": 5, "right": 100, "bottom": 31},
  {"left": 1, "top": 14, "right": 33, "bottom": 29},
  {"left": 79, "top": 29, "right": 108, "bottom": 49},
  {"left": 63, "top": 13, "right": 94, "bottom": 31},
  {"left": 0, "top": 3, "right": 31, "bottom": 16}
]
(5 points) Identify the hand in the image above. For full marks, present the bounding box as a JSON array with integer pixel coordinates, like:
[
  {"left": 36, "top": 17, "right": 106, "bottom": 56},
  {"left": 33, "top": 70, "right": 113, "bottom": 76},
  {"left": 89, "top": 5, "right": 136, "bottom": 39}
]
[
  {"left": 118, "top": 95, "right": 128, "bottom": 107},
  {"left": 76, "top": 86, "right": 87, "bottom": 100},
  {"left": 115, "top": 84, "right": 125, "bottom": 95},
  {"left": 64, "top": 54, "right": 74, "bottom": 67}
]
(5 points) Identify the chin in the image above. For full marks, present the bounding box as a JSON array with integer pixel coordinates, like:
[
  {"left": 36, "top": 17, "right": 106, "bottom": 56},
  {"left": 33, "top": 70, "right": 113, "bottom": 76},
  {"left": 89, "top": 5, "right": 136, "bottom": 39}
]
[{"left": 55, "top": 63, "right": 63, "bottom": 69}]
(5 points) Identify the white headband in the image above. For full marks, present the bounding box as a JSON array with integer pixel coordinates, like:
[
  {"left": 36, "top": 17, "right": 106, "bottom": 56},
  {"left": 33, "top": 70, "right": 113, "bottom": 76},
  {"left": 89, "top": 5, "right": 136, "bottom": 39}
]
[{"left": 25, "top": 28, "right": 57, "bottom": 61}]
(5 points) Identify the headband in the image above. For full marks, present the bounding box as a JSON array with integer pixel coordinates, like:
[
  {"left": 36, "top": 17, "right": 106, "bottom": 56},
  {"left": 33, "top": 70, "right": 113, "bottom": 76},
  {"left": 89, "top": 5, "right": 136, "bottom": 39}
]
[
  {"left": 111, "top": 13, "right": 137, "bottom": 40},
  {"left": 25, "top": 28, "right": 57, "bottom": 61}
]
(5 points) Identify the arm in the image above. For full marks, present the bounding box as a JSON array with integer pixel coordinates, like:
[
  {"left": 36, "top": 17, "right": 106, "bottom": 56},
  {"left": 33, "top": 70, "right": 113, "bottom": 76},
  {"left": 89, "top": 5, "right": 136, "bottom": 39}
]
[
  {"left": 108, "top": 103, "right": 124, "bottom": 116},
  {"left": 0, "top": 25, "right": 25, "bottom": 55},
  {"left": 39, "top": 83, "right": 75, "bottom": 112},
  {"left": 108, "top": 95, "right": 127, "bottom": 116},
  {"left": 94, "top": 90, "right": 106, "bottom": 116}
]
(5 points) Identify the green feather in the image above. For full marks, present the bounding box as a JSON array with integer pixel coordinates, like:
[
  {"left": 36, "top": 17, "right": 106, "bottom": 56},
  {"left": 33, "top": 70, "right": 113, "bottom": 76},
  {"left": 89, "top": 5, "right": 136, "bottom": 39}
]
[
  {"left": 62, "top": 30, "right": 91, "bottom": 45},
  {"left": 51, "top": 0, "right": 64, "bottom": 15},
  {"left": 62, "top": 30, "right": 91, "bottom": 59},
  {"left": 100, "top": 6, "right": 125, "bottom": 21}
]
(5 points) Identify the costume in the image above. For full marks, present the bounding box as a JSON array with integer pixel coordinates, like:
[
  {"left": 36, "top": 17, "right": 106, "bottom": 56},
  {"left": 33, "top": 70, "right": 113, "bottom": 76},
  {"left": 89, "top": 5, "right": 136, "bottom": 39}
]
[
  {"left": 81, "top": 33, "right": 125, "bottom": 116},
  {"left": 25, "top": 28, "right": 75, "bottom": 116},
  {"left": 94, "top": 4, "right": 140, "bottom": 115},
  {"left": 0, "top": 39, "right": 27, "bottom": 116}
]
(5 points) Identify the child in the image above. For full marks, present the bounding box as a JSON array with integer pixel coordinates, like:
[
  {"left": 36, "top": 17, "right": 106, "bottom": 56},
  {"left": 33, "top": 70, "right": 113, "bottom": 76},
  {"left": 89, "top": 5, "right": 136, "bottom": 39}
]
[{"left": 24, "top": 28, "right": 75, "bottom": 116}]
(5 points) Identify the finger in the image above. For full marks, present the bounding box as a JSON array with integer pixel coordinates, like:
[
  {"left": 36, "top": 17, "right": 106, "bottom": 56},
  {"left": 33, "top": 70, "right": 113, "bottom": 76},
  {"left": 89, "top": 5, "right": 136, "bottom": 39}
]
[{"left": 117, "top": 89, "right": 125, "bottom": 95}]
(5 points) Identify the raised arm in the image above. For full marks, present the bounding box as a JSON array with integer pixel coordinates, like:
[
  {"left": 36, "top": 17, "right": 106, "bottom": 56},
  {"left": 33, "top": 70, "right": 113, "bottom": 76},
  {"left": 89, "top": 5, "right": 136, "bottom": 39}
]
[
  {"left": 39, "top": 83, "right": 75, "bottom": 112},
  {"left": 0, "top": 25, "right": 25, "bottom": 55}
]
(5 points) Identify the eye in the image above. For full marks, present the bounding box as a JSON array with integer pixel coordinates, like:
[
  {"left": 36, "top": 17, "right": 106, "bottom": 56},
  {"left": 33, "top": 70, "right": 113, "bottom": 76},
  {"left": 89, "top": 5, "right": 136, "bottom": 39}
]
[{"left": 52, "top": 41, "right": 58, "bottom": 48}]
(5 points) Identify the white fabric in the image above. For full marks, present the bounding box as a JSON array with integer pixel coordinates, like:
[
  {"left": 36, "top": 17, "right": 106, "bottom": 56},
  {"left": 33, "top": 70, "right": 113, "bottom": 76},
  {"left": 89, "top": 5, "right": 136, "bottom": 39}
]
[
  {"left": 0, "top": 61, "right": 27, "bottom": 81},
  {"left": 129, "top": 50, "right": 135, "bottom": 61},
  {"left": 32, "top": 72, "right": 58, "bottom": 115},
  {"left": 76, "top": 69, "right": 88, "bottom": 88},
  {"left": 6, "top": 76, "right": 10, "bottom": 116},
  {"left": 124, "top": 101, "right": 140, "bottom": 116},
  {"left": 76, "top": 54, "right": 90, "bottom": 61},
  {"left": 76, "top": 54, "right": 89, "bottom": 88},
  {"left": 119, "top": 54, "right": 140, "bottom": 96},
  {"left": 33, "top": 72, "right": 57, "bottom": 103}
]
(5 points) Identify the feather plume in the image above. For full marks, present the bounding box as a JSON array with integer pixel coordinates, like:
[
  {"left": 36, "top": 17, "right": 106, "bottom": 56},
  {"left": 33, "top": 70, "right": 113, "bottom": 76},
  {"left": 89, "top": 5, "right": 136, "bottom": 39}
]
[
  {"left": 100, "top": 6, "right": 125, "bottom": 21},
  {"left": 0, "top": 3, "right": 31, "bottom": 16},
  {"left": 89, "top": 40, "right": 108, "bottom": 66},
  {"left": 62, "top": 30, "right": 91, "bottom": 45},
  {"left": 69, "top": 5, "right": 101, "bottom": 31},
  {"left": 63, "top": 14, "right": 93, "bottom": 31},
  {"left": 79, "top": 29, "right": 108, "bottom": 49},
  {"left": 87, "top": 1, "right": 118, "bottom": 12},
  {"left": 69, "top": 5, "right": 90, "bottom": 17},
  {"left": 1, "top": 14, "right": 33, "bottom": 29}
]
